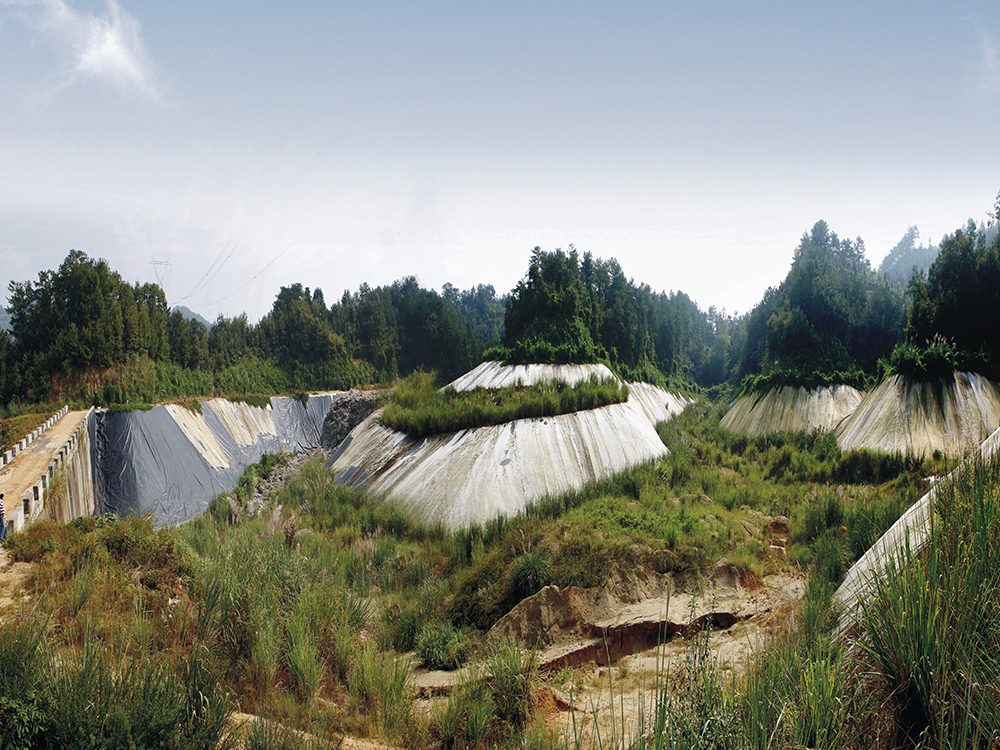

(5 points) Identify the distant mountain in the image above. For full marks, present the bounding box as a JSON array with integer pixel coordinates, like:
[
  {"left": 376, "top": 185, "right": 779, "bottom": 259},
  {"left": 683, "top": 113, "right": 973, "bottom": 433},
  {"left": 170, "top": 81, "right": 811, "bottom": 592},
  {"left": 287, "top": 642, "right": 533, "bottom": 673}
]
[
  {"left": 0, "top": 307, "right": 10, "bottom": 333},
  {"left": 174, "top": 305, "right": 212, "bottom": 329}
]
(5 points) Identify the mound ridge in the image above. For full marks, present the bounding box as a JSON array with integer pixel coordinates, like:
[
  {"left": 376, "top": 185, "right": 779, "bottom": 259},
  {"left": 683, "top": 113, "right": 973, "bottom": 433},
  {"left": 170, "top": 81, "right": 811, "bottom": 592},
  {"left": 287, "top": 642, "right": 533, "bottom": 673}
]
[
  {"left": 834, "top": 372, "right": 1000, "bottom": 458},
  {"left": 721, "top": 384, "right": 864, "bottom": 436}
]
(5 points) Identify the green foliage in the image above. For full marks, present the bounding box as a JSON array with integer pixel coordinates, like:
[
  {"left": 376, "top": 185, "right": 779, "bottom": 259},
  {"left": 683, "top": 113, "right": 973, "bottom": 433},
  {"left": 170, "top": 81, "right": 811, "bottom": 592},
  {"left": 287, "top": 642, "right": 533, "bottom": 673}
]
[
  {"left": 903, "top": 220, "right": 1000, "bottom": 378},
  {"left": 497, "top": 247, "right": 722, "bottom": 388},
  {"left": 415, "top": 620, "right": 473, "bottom": 671},
  {"left": 2, "top": 252, "right": 507, "bottom": 406},
  {"left": 434, "top": 640, "right": 536, "bottom": 748},
  {"left": 736, "top": 220, "right": 906, "bottom": 385},
  {"left": 503, "top": 550, "right": 550, "bottom": 608},
  {"left": 738, "top": 366, "right": 871, "bottom": 395},
  {"left": 0, "top": 619, "right": 231, "bottom": 750},
  {"left": 502, "top": 247, "right": 607, "bottom": 365},
  {"left": 857, "top": 454, "right": 1000, "bottom": 747},
  {"left": 380, "top": 371, "right": 629, "bottom": 438},
  {"left": 884, "top": 334, "right": 964, "bottom": 381}
]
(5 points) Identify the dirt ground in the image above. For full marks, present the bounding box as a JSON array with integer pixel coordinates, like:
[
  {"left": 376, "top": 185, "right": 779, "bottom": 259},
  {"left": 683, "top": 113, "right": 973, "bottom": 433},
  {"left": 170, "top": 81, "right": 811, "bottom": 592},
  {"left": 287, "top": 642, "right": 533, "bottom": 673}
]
[
  {"left": 0, "top": 546, "right": 32, "bottom": 619},
  {"left": 0, "top": 410, "right": 88, "bottom": 515},
  {"left": 413, "top": 568, "right": 807, "bottom": 746},
  {"left": 531, "top": 572, "right": 805, "bottom": 746}
]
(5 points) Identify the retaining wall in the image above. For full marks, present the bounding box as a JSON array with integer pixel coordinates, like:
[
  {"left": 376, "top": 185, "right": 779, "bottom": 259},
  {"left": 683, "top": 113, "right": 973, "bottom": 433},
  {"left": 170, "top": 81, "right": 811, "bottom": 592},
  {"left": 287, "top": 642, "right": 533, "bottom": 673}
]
[{"left": 5, "top": 407, "right": 94, "bottom": 534}]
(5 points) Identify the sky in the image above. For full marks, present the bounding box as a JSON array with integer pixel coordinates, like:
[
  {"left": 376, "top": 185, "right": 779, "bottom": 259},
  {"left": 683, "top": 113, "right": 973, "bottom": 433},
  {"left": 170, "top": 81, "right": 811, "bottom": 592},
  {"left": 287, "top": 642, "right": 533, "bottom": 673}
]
[{"left": 1, "top": 1, "right": 998, "bottom": 324}]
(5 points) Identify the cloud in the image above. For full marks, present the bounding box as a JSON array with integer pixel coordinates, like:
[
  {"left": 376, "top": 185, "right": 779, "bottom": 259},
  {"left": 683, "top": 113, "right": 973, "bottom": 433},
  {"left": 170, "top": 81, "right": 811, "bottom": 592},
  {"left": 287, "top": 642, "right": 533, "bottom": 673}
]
[
  {"left": 976, "top": 32, "right": 1000, "bottom": 100},
  {"left": 4, "top": 0, "right": 159, "bottom": 99}
]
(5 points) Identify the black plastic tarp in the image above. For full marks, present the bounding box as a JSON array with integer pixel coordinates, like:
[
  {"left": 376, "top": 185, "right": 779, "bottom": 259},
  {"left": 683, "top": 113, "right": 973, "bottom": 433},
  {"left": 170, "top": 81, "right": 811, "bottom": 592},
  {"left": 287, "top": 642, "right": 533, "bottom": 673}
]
[{"left": 93, "top": 394, "right": 343, "bottom": 526}]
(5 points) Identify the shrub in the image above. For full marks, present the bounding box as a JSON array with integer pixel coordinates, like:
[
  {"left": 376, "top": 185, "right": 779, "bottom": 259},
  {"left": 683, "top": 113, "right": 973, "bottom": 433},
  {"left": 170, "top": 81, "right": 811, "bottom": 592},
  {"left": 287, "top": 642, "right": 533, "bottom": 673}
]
[
  {"left": 415, "top": 620, "right": 473, "bottom": 671},
  {"left": 503, "top": 550, "right": 550, "bottom": 610},
  {"left": 380, "top": 371, "right": 629, "bottom": 438}
]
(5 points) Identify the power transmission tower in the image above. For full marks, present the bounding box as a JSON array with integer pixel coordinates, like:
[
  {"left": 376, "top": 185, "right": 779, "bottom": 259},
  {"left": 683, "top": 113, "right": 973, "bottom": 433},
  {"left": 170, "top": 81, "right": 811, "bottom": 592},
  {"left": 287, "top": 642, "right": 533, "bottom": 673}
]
[{"left": 150, "top": 259, "right": 171, "bottom": 290}]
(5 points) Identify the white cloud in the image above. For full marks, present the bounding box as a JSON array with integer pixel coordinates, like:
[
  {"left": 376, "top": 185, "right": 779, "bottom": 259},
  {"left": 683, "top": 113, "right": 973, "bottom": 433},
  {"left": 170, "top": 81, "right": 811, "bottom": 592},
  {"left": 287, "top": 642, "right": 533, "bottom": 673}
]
[
  {"left": 3, "top": 0, "right": 159, "bottom": 99},
  {"left": 976, "top": 32, "right": 1000, "bottom": 100}
]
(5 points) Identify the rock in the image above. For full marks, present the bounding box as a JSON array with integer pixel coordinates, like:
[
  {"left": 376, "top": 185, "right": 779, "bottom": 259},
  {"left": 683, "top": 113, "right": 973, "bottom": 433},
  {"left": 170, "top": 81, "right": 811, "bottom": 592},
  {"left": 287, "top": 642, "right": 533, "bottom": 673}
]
[{"left": 322, "top": 390, "right": 384, "bottom": 451}]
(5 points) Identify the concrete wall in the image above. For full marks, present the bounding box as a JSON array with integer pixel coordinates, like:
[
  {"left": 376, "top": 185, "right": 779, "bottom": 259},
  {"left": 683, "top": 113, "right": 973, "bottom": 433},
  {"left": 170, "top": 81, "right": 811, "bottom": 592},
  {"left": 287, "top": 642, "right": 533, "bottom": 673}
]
[
  {"left": 5, "top": 407, "right": 94, "bottom": 533},
  {"left": 46, "top": 411, "right": 97, "bottom": 523}
]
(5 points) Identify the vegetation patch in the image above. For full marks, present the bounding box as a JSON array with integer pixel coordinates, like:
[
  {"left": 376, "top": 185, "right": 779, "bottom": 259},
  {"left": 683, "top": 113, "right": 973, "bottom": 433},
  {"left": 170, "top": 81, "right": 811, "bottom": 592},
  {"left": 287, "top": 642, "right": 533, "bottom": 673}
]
[
  {"left": 883, "top": 333, "right": 965, "bottom": 381},
  {"left": 739, "top": 366, "right": 871, "bottom": 395},
  {"left": 230, "top": 393, "right": 273, "bottom": 409},
  {"left": 380, "top": 371, "right": 629, "bottom": 438},
  {"left": 0, "top": 402, "right": 948, "bottom": 747}
]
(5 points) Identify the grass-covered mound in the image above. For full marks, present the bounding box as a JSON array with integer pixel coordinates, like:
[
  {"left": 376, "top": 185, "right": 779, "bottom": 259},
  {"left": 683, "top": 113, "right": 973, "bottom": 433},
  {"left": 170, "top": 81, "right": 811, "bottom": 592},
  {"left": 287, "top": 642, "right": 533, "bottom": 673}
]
[{"left": 379, "top": 371, "right": 629, "bottom": 438}]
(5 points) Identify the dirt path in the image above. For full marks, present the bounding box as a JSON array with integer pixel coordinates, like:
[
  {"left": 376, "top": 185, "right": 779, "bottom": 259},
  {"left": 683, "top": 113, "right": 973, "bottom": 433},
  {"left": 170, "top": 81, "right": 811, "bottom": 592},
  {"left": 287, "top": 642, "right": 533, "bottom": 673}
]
[
  {"left": 0, "top": 545, "right": 32, "bottom": 619},
  {"left": 0, "top": 410, "right": 87, "bottom": 510}
]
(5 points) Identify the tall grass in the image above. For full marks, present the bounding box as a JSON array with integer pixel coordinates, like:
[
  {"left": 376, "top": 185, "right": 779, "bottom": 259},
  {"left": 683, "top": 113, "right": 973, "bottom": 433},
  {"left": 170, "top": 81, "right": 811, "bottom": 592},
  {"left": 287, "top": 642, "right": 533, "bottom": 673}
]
[
  {"left": 380, "top": 371, "right": 629, "bottom": 438},
  {"left": 0, "top": 619, "right": 232, "bottom": 750},
  {"left": 856, "top": 454, "right": 1000, "bottom": 747}
]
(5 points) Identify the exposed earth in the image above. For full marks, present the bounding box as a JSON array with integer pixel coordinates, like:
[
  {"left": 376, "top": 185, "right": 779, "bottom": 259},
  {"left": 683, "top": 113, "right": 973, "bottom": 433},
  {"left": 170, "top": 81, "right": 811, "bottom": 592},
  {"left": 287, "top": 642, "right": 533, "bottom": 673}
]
[{"left": 411, "top": 565, "right": 806, "bottom": 745}]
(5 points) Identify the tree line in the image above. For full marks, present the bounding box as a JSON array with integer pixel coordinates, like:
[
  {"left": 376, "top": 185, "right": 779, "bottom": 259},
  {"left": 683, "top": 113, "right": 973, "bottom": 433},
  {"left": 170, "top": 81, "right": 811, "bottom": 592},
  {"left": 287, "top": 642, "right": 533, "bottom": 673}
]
[
  {"left": 4, "top": 191, "right": 999, "bottom": 407},
  {"left": 0, "top": 251, "right": 504, "bottom": 405}
]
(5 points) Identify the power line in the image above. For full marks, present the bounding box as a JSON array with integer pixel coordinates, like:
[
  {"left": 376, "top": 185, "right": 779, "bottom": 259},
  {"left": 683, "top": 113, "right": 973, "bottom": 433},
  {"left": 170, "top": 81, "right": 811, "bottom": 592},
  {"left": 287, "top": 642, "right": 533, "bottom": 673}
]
[
  {"left": 150, "top": 259, "right": 171, "bottom": 289},
  {"left": 173, "top": 237, "right": 243, "bottom": 301},
  {"left": 196, "top": 243, "right": 294, "bottom": 306}
]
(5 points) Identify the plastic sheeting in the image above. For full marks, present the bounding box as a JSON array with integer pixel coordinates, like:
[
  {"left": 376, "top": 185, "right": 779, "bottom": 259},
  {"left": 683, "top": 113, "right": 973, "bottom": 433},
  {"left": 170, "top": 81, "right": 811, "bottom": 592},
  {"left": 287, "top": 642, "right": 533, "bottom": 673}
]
[
  {"left": 721, "top": 384, "right": 864, "bottom": 436},
  {"left": 449, "top": 361, "right": 618, "bottom": 391},
  {"left": 327, "top": 365, "right": 691, "bottom": 530},
  {"left": 834, "top": 372, "right": 1000, "bottom": 457},
  {"left": 94, "top": 393, "right": 343, "bottom": 526}
]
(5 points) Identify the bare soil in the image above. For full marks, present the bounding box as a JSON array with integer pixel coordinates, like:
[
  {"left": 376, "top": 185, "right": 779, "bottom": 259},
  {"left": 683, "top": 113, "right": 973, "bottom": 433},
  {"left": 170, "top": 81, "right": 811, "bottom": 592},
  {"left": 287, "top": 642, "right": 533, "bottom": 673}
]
[{"left": 413, "top": 566, "right": 807, "bottom": 745}]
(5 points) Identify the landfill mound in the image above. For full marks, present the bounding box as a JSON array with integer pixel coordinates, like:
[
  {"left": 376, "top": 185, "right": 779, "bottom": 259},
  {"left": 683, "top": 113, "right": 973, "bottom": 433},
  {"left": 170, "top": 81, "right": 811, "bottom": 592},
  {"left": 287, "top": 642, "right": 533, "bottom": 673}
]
[
  {"left": 95, "top": 393, "right": 342, "bottom": 525},
  {"left": 834, "top": 372, "right": 1000, "bottom": 458},
  {"left": 326, "top": 364, "right": 692, "bottom": 530},
  {"left": 721, "top": 384, "right": 864, "bottom": 436}
]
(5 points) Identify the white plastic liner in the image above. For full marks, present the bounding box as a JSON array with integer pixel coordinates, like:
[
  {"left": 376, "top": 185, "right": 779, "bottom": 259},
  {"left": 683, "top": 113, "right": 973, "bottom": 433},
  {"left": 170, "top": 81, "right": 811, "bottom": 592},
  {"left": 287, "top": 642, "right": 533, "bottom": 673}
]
[
  {"left": 721, "top": 384, "right": 864, "bottom": 436},
  {"left": 448, "top": 361, "right": 618, "bottom": 391},
  {"left": 834, "top": 372, "right": 1000, "bottom": 458}
]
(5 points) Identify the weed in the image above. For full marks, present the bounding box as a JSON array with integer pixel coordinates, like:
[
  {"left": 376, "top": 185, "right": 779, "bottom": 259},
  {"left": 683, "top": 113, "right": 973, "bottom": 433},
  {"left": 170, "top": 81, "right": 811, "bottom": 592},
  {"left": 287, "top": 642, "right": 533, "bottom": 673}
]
[
  {"left": 380, "top": 371, "right": 628, "bottom": 437},
  {"left": 415, "top": 620, "right": 473, "bottom": 671}
]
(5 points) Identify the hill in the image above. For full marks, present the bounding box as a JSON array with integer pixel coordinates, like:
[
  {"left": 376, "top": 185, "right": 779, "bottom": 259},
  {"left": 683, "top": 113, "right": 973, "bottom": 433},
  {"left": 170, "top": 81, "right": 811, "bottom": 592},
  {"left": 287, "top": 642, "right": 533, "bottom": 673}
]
[{"left": 172, "top": 304, "right": 211, "bottom": 328}]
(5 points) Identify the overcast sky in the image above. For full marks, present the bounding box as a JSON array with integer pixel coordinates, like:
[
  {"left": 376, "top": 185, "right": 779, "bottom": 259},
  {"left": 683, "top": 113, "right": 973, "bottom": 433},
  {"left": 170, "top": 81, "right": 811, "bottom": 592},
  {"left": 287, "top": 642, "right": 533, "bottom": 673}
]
[{"left": 2, "top": 1, "right": 998, "bottom": 323}]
